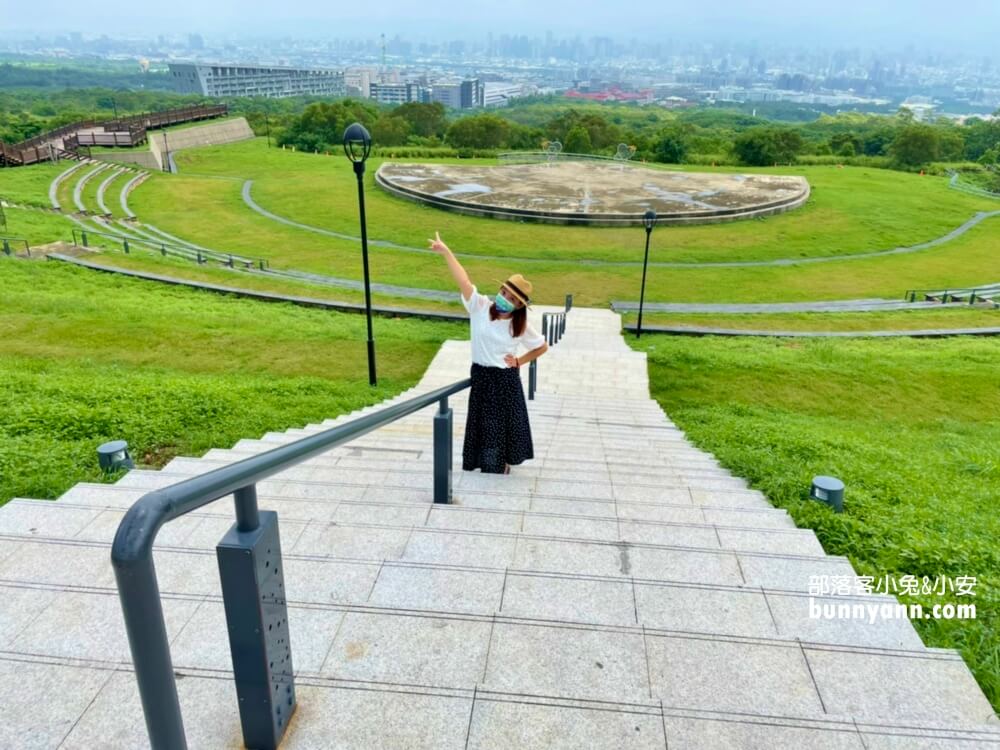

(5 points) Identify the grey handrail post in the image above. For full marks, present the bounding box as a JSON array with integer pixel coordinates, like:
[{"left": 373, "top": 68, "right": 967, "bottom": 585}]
[
  {"left": 112, "top": 504, "right": 188, "bottom": 750},
  {"left": 234, "top": 484, "right": 260, "bottom": 531},
  {"left": 433, "top": 396, "right": 453, "bottom": 503},
  {"left": 528, "top": 359, "right": 537, "bottom": 400},
  {"left": 542, "top": 314, "right": 549, "bottom": 344}
]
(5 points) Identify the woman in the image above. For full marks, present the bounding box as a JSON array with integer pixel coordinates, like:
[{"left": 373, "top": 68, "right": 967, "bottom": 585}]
[{"left": 429, "top": 231, "right": 549, "bottom": 474}]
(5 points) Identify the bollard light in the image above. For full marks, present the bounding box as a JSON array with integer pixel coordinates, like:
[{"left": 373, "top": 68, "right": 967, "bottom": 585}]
[
  {"left": 98, "top": 440, "right": 135, "bottom": 472},
  {"left": 810, "top": 475, "right": 845, "bottom": 513}
]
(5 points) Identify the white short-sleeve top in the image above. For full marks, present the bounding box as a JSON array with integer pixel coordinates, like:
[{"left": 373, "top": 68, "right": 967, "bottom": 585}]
[{"left": 461, "top": 285, "right": 546, "bottom": 368}]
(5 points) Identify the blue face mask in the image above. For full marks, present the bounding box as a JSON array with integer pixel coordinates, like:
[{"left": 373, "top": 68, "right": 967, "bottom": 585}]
[{"left": 495, "top": 293, "right": 515, "bottom": 313}]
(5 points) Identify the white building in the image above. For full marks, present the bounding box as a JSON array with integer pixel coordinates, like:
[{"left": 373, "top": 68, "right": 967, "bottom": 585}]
[{"left": 168, "top": 62, "right": 345, "bottom": 99}]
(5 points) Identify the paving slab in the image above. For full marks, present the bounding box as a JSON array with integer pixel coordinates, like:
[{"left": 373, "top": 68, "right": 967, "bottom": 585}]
[
  {"left": 367, "top": 563, "right": 505, "bottom": 615},
  {"left": 500, "top": 572, "right": 637, "bottom": 626},
  {"left": 635, "top": 582, "right": 778, "bottom": 638},
  {"left": 661, "top": 714, "right": 866, "bottom": 749},
  {"left": 646, "top": 633, "right": 825, "bottom": 716},
  {"left": 804, "top": 647, "right": 997, "bottom": 724},
  {"left": 322, "top": 611, "right": 491, "bottom": 685},
  {"left": 483, "top": 621, "right": 650, "bottom": 703},
  {"left": 0, "top": 658, "right": 115, "bottom": 750},
  {"left": 467, "top": 697, "right": 666, "bottom": 749}
]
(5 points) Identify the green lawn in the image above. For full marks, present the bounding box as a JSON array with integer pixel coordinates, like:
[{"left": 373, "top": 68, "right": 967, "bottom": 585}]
[
  {"left": 163, "top": 138, "right": 998, "bottom": 264},
  {"left": 624, "top": 307, "right": 1000, "bottom": 332},
  {"left": 632, "top": 334, "right": 1000, "bottom": 711},
  {"left": 0, "top": 160, "right": 66, "bottom": 208},
  {"left": 0, "top": 258, "right": 465, "bottom": 504}
]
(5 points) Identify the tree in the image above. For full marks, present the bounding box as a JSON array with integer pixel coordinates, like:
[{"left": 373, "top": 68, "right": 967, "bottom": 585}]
[
  {"left": 392, "top": 101, "right": 446, "bottom": 138},
  {"left": 445, "top": 113, "right": 511, "bottom": 149},
  {"left": 732, "top": 127, "right": 804, "bottom": 166},
  {"left": 652, "top": 125, "right": 688, "bottom": 163},
  {"left": 278, "top": 99, "right": 379, "bottom": 152},
  {"left": 564, "top": 125, "right": 592, "bottom": 154},
  {"left": 889, "top": 124, "right": 940, "bottom": 167},
  {"left": 372, "top": 115, "right": 409, "bottom": 147}
]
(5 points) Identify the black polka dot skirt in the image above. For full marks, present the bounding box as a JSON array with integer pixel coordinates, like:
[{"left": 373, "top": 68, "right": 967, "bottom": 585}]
[{"left": 462, "top": 363, "right": 535, "bottom": 473}]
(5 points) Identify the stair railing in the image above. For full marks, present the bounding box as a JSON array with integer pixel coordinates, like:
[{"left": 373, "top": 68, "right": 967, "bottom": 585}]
[
  {"left": 112, "top": 376, "right": 470, "bottom": 750},
  {"left": 528, "top": 294, "right": 572, "bottom": 400}
]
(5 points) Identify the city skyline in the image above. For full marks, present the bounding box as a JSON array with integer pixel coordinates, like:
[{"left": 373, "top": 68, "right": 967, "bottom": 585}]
[{"left": 3, "top": 0, "right": 1000, "bottom": 55}]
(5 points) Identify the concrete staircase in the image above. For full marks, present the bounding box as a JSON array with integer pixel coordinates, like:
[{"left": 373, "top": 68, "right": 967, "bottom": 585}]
[{"left": 0, "top": 307, "right": 997, "bottom": 749}]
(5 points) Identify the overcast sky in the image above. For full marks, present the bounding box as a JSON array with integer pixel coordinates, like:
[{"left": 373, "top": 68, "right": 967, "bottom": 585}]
[{"left": 5, "top": 0, "right": 1000, "bottom": 54}]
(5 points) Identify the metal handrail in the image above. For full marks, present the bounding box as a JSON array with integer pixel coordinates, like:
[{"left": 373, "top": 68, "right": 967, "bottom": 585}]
[
  {"left": 529, "top": 295, "right": 572, "bottom": 400},
  {"left": 112, "top": 376, "right": 470, "bottom": 749},
  {"left": 904, "top": 282, "right": 1000, "bottom": 303},
  {"left": 1, "top": 236, "right": 30, "bottom": 257},
  {"left": 72, "top": 226, "right": 259, "bottom": 268}
]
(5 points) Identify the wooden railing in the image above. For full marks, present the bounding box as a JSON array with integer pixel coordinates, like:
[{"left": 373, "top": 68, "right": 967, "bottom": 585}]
[{"left": 0, "top": 104, "right": 229, "bottom": 167}]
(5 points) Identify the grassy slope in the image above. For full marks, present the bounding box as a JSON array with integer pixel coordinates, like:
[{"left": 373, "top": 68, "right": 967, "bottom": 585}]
[
  {"left": 0, "top": 258, "right": 465, "bottom": 504},
  {"left": 633, "top": 335, "right": 1000, "bottom": 711},
  {"left": 164, "top": 138, "right": 997, "bottom": 264}
]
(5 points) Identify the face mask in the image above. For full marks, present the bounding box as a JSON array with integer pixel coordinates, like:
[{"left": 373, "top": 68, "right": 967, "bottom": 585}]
[{"left": 495, "top": 293, "right": 515, "bottom": 313}]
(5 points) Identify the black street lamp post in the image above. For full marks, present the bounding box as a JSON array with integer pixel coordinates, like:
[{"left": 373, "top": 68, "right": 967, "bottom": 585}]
[
  {"left": 343, "top": 122, "right": 377, "bottom": 386},
  {"left": 264, "top": 111, "right": 271, "bottom": 148},
  {"left": 637, "top": 209, "right": 656, "bottom": 338}
]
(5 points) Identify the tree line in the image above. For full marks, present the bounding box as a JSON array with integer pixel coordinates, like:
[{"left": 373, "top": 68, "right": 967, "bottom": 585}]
[{"left": 1, "top": 71, "right": 998, "bottom": 172}]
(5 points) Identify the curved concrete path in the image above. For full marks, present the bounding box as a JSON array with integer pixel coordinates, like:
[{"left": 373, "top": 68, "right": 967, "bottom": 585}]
[
  {"left": 613, "top": 299, "right": 970, "bottom": 314},
  {"left": 0, "top": 307, "right": 996, "bottom": 747},
  {"left": 241, "top": 179, "right": 1000, "bottom": 270},
  {"left": 625, "top": 323, "right": 1000, "bottom": 338}
]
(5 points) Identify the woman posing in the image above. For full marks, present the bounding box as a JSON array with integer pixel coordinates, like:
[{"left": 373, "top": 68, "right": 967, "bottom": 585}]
[{"left": 429, "top": 232, "right": 549, "bottom": 474}]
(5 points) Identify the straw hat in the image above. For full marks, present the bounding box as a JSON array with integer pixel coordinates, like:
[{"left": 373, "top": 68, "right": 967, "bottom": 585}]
[{"left": 496, "top": 274, "right": 533, "bottom": 307}]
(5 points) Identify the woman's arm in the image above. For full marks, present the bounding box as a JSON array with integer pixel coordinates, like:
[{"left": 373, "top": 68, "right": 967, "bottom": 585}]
[
  {"left": 428, "top": 231, "right": 474, "bottom": 301},
  {"left": 505, "top": 342, "right": 549, "bottom": 368}
]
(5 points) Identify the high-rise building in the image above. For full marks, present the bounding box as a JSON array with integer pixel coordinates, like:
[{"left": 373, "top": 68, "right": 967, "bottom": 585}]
[{"left": 168, "top": 63, "right": 345, "bottom": 99}]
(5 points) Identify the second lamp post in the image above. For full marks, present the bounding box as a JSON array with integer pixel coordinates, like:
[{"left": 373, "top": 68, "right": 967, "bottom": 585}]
[
  {"left": 636, "top": 209, "right": 656, "bottom": 338},
  {"left": 343, "top": 122, "right": 377, "bottom": 386}
]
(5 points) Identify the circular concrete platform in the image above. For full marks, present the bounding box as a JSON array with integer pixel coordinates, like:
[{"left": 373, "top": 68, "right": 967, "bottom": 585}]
[{"left": 375, "top": 161, "right": 810, "bottom": 226}]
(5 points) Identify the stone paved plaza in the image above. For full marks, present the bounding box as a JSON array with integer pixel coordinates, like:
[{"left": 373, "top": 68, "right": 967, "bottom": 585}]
[{"left": 0, "top": 307, "right": 997, "bottom": 748}]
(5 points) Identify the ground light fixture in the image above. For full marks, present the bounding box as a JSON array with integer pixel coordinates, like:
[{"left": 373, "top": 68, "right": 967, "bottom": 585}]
[
  {"left": 811, "top": 475, "right": 845, "bottom": 513},
  {"left": 343, "top": 122, "right": 377, "bottom": 386},
  {"left": 636, "top": 209, "right": 656, "bottom": 338},
  {"left": 97, "top": 440, "right": 135, "bottom": 472}
]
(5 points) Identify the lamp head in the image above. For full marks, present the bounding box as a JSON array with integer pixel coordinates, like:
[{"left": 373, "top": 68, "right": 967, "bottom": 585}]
[
  {"left": 643, "top": 209, "right": 656, "bottom": 231},
  {"left": 343, "top": 122, "right": 372, "bottom": 163}
]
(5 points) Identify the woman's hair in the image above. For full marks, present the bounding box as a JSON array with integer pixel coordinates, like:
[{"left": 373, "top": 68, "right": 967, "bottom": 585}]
[{"left": 490, "top": 302, "right": 528, "bottom": 337}]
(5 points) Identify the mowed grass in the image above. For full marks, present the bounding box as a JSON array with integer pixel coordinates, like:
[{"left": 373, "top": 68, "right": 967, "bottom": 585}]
[
  {"left": 632, "top": 335, "right": 1000, "bottom": 710},
  {"left": 0, "top": 160, "right": 66, "bottom": 208},
  {"left": 63, "top": 250, "right": 465, "bottom": 314},
  {"left": 0, "top": 258, "right": 466, "bottom": 504},
  {"left": 623, "top": 307, "right": 1000, "bottom": 332},
  {"left": 163, "top": 137, "right": 997, "bottom": 263}
]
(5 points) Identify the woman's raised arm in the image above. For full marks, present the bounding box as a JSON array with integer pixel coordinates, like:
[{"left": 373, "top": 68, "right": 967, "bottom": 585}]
[{"left": 428, "top": 231, "right": 474, "bottom": 301}]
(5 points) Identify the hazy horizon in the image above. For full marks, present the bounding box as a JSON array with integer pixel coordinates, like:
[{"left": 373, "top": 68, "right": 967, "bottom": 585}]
[{"left": 3, "top": 0, "right": 999, "bottom": 56}]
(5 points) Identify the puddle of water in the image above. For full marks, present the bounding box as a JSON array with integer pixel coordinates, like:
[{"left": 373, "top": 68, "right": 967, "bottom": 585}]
[
  {"left": 434, "top": 183, "right": 493, "bottom": 198},
  {"left": 642, "top": 184, "right": 716, "bottom": 209}
]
